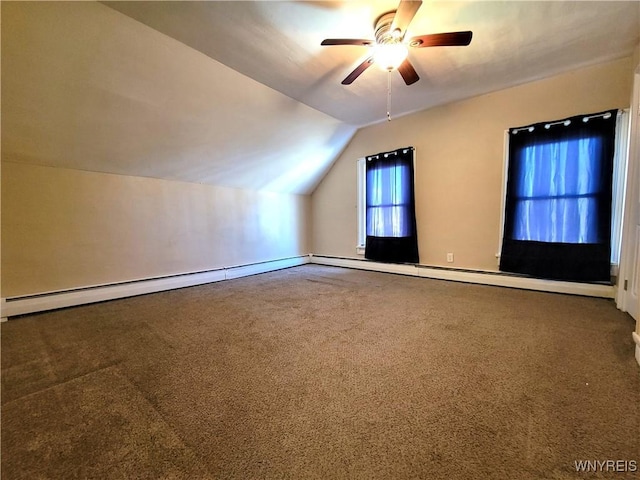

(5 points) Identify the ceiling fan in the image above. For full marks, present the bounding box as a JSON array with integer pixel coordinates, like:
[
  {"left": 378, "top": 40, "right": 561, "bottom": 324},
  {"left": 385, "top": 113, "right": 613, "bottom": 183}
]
[{"left": 321, "top": 0, "right": 472, "bottom": 86}]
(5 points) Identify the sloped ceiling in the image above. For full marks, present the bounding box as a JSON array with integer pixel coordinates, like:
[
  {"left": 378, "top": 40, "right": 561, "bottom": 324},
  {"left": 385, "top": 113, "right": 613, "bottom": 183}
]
[
  {"left": 2, "top": 1, "right": 639, "bottom": 195},
  {"left": 1, "top": 1, "right": 356, "bottom": 194},
  {"left": 104, "top": 1, "right": 640, "bottom": 126}
]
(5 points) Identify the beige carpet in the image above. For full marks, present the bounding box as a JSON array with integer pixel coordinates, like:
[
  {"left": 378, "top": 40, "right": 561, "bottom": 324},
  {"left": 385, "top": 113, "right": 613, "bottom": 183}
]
[{"left": 2, "top": 265, "right": 638, "bottom": 479}]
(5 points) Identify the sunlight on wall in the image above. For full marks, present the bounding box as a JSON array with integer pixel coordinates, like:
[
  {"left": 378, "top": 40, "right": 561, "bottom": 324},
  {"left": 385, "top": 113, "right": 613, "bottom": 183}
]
[
  {"left": 255, "top": 192, "right": 308, "bottom": 258},
  {"left": 264, "top": 125, "right": 357, "bottom": 193}
]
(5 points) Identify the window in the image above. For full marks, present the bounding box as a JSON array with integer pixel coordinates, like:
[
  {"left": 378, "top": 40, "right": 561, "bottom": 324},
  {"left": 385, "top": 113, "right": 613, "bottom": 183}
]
[
  {"left": 510, "top": 137, "right": 606, "bottom": 244},
  {"left": 357, "top": 147, "right": 418, "bottom": 264},
  {"left": 367, "top": 161, "right": 414, "bottom": 238},
  {"left": 500, "top": 110, "right": 622, "bottom": 281}
]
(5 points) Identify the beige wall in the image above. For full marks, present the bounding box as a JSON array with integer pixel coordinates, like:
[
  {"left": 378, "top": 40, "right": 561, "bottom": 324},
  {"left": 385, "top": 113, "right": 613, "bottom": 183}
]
[
  {"left": 312, "top": 57, "right": 633, "bottom": 271},
  {"left": 1, "top": 162, "right": 310, "bottom": 297}
]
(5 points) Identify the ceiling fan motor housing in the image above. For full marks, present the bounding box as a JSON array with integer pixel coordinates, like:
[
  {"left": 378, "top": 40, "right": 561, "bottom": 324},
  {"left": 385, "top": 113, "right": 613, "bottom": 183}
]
[{"left": 375, "top": 12, "right": 401, "bottom": 45}]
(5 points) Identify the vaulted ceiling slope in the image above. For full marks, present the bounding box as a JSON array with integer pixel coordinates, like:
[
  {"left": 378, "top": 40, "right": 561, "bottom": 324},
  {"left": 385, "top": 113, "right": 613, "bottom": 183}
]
[
  {"left": 1, "top": 1, "right": 357, "bottom": 195},
  {"left": 104, "top": 1, "right": 640, "bottom": 126},
  {"left": 4, "top": 2, "right": 639, "bottom": 196}
]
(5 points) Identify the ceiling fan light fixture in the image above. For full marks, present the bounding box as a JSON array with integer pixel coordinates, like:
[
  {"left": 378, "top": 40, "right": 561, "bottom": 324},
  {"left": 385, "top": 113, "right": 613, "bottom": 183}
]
[
  {"left": 373, "top": 42, "right": 408, "bottom": 71},
  {"left": 320, "top": 0, "right": 472, "bottom": 86}
]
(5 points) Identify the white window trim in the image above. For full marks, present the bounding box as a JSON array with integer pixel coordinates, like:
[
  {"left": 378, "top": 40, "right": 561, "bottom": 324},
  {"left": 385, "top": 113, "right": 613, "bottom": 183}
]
[
  {"left": 357, "top": 157, "right": 366, "bottom": 254},
  {"left": 496, "top": 130, "right": 510, "bottom": 265},
  {"left": 497, "top": 109, "right": 631, "bottom": 272},
  {"left": 611, "top": 109, "right": 631, "bottom": 268}
]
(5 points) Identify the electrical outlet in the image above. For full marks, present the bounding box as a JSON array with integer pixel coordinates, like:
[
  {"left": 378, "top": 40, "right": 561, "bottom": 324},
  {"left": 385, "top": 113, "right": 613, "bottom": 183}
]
[{"left": 446, "top": 253, "right": 454, "bottom": 263}]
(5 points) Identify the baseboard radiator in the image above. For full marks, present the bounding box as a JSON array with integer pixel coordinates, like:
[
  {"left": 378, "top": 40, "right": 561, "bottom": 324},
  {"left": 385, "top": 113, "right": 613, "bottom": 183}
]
[
  {"left": 309, "top": 255, "right": 615, "bottom": 299},
  {"left": 1, "top": 254, "right": 618, "bottom": 320},
  {"left": 1, "top": 255, "right": 311, "bottom": 319}
]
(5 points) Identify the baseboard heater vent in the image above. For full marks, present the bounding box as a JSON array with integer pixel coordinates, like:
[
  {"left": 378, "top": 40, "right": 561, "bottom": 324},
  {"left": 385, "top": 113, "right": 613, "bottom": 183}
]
[
  {"left": 1, "top": 255, "right": 311, "bottom": 319},
  {"left": 1, "top": 254, "right": 617, "bottom": 320},
  {"left": 308, "top": 255, "right": 615, "bottom": 299}
]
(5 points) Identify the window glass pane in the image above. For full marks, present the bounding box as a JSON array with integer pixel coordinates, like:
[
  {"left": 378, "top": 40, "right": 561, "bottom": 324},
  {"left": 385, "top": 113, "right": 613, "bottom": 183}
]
[
  {"left": 366, "top": 164, "right": 411, "bottom": 208},
  {"left": 512, "top": 136, "right": 603, "bottom": 244},
  {"left": 513, "top": 197, "right": 599, "bottom": 243},
  {"left": 366, "top": 206, "right": 412, "bottom": 237},
  {"left": 365, "top": 163, "right": 413, "bottom": 237}
]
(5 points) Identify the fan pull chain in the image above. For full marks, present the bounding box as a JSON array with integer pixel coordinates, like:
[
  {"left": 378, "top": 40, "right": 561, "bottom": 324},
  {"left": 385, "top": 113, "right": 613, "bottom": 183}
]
[{"left": 387, "top": 69, "right": 392, "bottom": 122}]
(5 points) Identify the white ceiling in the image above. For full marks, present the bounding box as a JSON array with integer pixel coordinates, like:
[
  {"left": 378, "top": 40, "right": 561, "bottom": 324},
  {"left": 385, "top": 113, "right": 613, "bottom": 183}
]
[
  {"left": 104, "top": 1, "right": 640, "bottom": 126},
  {"left": 3, "top": 1, "right": 639, "bottom": 195}
]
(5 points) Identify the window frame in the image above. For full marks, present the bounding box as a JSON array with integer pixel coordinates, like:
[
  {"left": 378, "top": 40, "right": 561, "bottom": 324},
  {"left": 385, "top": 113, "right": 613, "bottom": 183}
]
[{"left": 357, "top": 157, "right": 366, "bottom": 253}]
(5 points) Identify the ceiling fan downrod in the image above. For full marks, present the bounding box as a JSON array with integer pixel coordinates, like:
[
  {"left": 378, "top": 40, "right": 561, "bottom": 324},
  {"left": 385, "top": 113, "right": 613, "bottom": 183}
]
[{"left": 387, "top": 70, "right": 392, "bottom": 122}]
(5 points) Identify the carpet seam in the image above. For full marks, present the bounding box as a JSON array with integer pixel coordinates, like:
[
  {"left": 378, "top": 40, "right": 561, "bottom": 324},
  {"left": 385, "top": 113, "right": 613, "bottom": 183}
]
[
  {"left": 115, "top": 366, "right": 217, "bottom": 478},
  {"left": 1, "top": 360, "right": 123, "bottom": 407}
]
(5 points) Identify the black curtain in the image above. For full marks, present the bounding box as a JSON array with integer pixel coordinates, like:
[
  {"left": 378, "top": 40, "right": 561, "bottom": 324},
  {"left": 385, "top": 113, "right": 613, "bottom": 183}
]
[
  {"left": 364, "top": 147, "right": 419, "bottom": 263},
  {"left": 500, "top": 110, "right": 617, "bottom": 281}
]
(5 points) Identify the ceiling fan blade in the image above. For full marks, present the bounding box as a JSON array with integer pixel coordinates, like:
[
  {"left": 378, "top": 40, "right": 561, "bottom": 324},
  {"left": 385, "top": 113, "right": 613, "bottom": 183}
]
[
  {"left": 398, "top": 59, "right": 419, "bottom": 85},
  {"left": 408, "top": 31, "right": 473, "bottom": 48},
  {"left": 390, "top": 0, "right": 423, "bottom": 36},
  {"left": 321, "top": 38, "right": 374, "bottom": 46},
  {"left": 342, "top": 57, "right": 374, "bottom": 85}
]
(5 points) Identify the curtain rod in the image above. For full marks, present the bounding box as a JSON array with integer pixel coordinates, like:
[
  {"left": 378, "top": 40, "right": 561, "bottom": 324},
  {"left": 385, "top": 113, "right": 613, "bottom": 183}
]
[
  {"left": 367, "top": 147, "right": 413, "bottom": 160},
  {"left": 582, "top": 111, "right": 613, "bottom": 123},
  {"left": 512, "top": 111, "right": 615, "bottom": 134}
]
